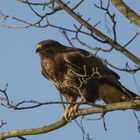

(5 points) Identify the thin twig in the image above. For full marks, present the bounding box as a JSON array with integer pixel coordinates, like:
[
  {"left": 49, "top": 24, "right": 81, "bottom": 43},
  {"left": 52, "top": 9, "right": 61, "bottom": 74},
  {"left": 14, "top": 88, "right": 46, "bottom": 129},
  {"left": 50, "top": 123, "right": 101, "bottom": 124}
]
[
  {"left": 26, "top": 0, "right": 43, "bottom": 17},
  {"left": 133, "top": 111, "right": 140, "bottom": 133},
  {"left": 105, "top": 60, "right": 140, "bottom": 74},
  {"left": 123, "top": 33, "right": 139, "bottom": 48},
  {"left": 0, "top": 120, "right": 7, "bottom": 128},
  {"left": 72, "top": 0, "right": 84, "bottom": 10},
  {"left": 95, "top": 0, "right": 117, "bottom": 41}
]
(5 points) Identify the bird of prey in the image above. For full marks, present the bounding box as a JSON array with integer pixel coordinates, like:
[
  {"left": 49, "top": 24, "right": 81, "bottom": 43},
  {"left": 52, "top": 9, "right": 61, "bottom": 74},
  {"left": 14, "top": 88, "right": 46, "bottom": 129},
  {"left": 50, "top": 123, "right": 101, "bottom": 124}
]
[{"left": 36, "top": 40, "right": 139, "bottom": 121}]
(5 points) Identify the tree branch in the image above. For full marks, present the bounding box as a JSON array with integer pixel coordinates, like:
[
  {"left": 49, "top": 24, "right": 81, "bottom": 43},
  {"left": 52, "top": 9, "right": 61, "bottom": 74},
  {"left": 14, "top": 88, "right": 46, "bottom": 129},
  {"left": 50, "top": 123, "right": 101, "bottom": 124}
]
[
  {"left": 0, "top": 99, "right": 140, "bottom": 139},
  {"left": 111, "top": 0, "right": 140, "bottom": 27},
  {"left": 53, "top": 0, "right": 140, "bottom": 67}
]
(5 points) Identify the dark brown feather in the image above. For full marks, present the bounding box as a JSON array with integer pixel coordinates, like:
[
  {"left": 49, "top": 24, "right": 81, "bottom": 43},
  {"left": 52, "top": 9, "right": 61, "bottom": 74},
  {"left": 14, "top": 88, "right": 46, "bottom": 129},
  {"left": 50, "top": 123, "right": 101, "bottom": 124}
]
[{"left": 36, "top": 40, "right": 138, "bottom": 105}]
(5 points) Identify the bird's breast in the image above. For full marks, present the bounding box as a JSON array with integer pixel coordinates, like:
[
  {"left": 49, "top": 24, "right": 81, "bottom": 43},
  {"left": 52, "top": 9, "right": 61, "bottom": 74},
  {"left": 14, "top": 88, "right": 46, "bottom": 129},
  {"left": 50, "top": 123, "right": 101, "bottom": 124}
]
[{"left": 41, "top": 58, "right": 58, "bottom": 79}]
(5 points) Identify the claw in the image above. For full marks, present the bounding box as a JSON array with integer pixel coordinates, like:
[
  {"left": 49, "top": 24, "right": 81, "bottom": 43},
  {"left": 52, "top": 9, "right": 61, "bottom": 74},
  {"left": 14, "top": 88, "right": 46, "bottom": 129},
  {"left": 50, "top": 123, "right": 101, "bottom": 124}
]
[
  {"left": 61, "top": 108, "right": 70, "bottom": 122},
  {"left": 61, "top": 104, "right": 79, "bottom": 122},
  {"left": 68, "top": 104, "right": 79, "bottom": 116}
]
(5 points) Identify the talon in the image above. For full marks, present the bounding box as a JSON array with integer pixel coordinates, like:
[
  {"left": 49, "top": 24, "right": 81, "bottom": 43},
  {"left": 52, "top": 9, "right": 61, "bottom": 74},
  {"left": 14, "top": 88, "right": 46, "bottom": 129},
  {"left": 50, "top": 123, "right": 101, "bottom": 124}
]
[
  {"left": 68, "top": 104, "right": 79, "bottom": 116},
  {"left": 61, "top": 104, "right": 79, "bottom": 122},
  {"left": 61, "top": 108, "right": 71, "bottom": 122}
]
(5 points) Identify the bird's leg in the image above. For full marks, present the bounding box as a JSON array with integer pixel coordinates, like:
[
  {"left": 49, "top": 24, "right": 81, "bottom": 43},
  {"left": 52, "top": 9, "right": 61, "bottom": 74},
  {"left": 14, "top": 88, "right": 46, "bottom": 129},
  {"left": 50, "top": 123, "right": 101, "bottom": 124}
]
[
  {"left": 62, "top": 104, "right": 79, "bottom": 122},
  {"left": 67, "top": 104, "right": 79, "bottom": 119},
  {"left": 61, "top": 94, "right": 87, "bottom": 122},
  {"left": 68, "top": 96, "right": 86, "bottom": 116},
  {"left": 61, "top": 96, "right": 77, "bottom": 122},
  {"left": 62, "top": 104, "right": 73, "bottom": 122},
  {"left": 63, "top": 97, "right": 86, "bottom": 122}
]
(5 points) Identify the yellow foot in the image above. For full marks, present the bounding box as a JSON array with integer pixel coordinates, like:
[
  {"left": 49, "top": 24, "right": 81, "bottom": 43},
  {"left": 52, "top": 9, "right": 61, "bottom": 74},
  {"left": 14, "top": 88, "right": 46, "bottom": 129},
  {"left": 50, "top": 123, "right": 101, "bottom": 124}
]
[
  {"left": 61, "top": 104, "right": 79, "bottom": 122},
  {"left": 61, "top": 108, "right": 70, "bottom": 122},
  {"left": 68, "top": 104, "right": 79, "bottom": 116}
]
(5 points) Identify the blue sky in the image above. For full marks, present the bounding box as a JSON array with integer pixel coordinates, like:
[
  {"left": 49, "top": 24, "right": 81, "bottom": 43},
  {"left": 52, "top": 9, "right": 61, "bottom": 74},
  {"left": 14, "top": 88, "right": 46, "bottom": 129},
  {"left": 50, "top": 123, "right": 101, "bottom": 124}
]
[{"left": 0, "top": 0, "right": 140, "bottom": 140}]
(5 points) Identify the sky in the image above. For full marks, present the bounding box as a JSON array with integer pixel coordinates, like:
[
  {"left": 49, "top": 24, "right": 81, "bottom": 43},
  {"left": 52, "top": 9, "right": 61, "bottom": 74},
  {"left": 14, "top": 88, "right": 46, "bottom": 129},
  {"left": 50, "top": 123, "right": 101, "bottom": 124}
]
[{"left": 0, "top": 0, "right": 140, "bottom": 140}]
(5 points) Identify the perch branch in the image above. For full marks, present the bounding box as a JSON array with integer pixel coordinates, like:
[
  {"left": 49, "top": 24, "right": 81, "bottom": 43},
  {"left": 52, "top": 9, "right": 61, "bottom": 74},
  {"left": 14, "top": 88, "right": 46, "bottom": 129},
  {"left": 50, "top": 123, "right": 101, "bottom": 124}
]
[{"left": 0, "top": 100, "right": 140, "bottom": 139}]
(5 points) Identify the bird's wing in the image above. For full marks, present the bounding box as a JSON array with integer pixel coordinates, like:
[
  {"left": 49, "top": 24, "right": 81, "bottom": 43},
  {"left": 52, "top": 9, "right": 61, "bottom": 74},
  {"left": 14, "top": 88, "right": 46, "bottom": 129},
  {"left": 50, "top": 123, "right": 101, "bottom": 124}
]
[
  {"left": 63, "top": 47, "right": 137, "bottom": 103},
  {"left": 63, "top": 47, "right": 127, "bottom": 93},
  {"left": 63, "top": 47, "right": 119, "bottom": 80}
]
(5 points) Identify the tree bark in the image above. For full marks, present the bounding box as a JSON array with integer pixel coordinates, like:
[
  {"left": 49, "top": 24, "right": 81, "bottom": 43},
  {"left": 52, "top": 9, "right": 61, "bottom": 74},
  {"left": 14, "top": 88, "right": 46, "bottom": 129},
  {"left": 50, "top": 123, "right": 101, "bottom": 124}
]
[
  {"left": 0, "top": 100, "right": 140, "bottom": 139},
  {"left": 111, "top": 0, "right": 140, "bottom": 27}
]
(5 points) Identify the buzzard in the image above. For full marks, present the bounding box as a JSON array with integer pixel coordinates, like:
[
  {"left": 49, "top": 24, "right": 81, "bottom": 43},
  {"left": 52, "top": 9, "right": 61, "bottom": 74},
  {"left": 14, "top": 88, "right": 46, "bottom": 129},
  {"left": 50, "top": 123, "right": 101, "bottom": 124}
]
[{"left": 36, "top": 40, "right": 139, "bottom": 121}]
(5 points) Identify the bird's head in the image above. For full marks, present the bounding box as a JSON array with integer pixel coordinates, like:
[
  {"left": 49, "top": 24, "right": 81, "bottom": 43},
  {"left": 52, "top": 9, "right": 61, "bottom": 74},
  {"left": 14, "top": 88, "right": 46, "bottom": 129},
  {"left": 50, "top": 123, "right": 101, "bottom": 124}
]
[{"left": 36, "top": 40, "right": 65, "bottom": 55}]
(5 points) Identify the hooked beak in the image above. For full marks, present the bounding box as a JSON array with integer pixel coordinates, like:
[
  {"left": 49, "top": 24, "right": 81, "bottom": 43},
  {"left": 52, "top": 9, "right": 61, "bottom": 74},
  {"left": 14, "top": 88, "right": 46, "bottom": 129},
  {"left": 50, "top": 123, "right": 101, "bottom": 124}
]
[{"left": 36, "top": 44, "right": 42, "bottom": 54}]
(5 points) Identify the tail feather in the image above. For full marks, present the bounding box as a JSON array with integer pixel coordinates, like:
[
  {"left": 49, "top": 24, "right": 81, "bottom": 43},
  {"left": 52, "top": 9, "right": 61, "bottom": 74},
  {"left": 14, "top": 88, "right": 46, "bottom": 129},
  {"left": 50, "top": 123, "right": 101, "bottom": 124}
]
[
  {"left": 99, "top": 83, "right": 140, "bottom": 111},
  {"left": 99, "top": 83, "right": 138, "bottom": 102}
]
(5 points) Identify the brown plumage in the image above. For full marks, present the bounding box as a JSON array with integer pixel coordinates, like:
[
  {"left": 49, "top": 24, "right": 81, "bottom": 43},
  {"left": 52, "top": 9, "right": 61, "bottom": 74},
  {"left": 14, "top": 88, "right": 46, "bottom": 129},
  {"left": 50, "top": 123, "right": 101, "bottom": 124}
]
[{"left": 36, "top": 40, "right": 138, "bottom": 120}]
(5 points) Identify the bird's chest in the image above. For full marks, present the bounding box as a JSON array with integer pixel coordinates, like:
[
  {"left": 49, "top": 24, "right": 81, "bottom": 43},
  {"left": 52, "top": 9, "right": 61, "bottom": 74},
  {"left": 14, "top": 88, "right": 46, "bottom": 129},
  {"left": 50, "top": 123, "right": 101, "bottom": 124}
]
[
  {"left": 42, "top": 59, "right": 53, "bottom": 71},
  {"left": 41, "top": 58, "right": 59, "bottom": 80},
  {"left": 41, "top": 56, "right": 65, "bottom": 83}
]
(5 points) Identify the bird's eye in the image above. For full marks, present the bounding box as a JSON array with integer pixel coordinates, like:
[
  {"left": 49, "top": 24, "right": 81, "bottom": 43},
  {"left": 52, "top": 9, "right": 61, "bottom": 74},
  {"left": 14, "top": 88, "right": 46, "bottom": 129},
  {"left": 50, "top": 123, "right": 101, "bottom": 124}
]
[
  {"left": 45, "top": 46, "right": 52, "bottom": 49},
  {"left": 43, "top": 46, "right": 54, "bottom": 53}
]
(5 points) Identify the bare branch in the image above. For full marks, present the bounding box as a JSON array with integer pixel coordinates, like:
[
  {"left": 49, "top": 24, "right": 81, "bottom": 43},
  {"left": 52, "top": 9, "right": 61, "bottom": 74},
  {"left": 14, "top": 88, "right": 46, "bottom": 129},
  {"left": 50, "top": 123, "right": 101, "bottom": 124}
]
[
  {"left": 133, "top": 111, "right": 140, "bottom": 133},
  {"left": 1, "top": 1, "right": 140, "bottom": 66},
  {"left": 0, "top": 120, "right": 7, "bottom": 129},
  {"left": 1, "top": 99, "right": 104, "bottom": 110},
  {"left": 0, "top": 85, "right": 104, "bottom": 110},
  {"left": 53, "top": 0, "right": 140, "bottom": 67},
  {"left": 72, "top": 0, "right": 84, "bottom": 10},
  {"left": 0, "top": 100, "right": 140, "bottom": 139},
  {"left": 73, "top": 23, "right": 107, "bottom": 44},
  {"left": 18, "top": 0, "right": 54, "bottom": 7},
  {"left": 73, "top": 32, "right": 113, "bottom": 52},
  {"left": 25, "top": 0, "right": 43, "bottom": 17},
  {"left": 111, "top": 0, "right": 140, "bottom": 27},
  {"left": 123, "top": 32, "right": 139, "bottom": 48},
  {"left": 0, "top": 10, "right": 9, "bottom": 23},
  {"left": 0, "top": 84, "right": 11, "bottom": 106},
  {"left": 105, "top": 60, "right": 140, "bottom": 74},
  {"left": 95, "top": 0, "right": 117, "bottom": 41}
]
